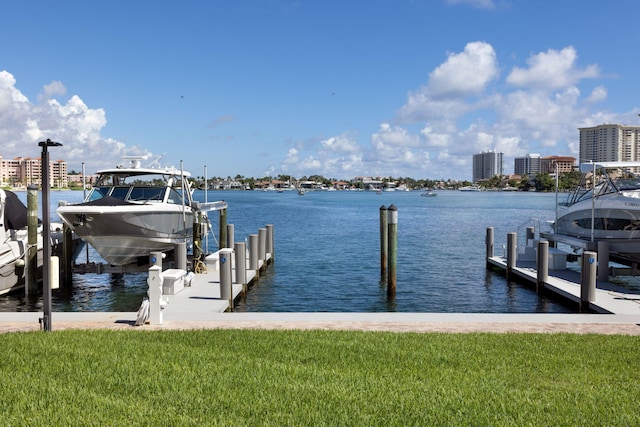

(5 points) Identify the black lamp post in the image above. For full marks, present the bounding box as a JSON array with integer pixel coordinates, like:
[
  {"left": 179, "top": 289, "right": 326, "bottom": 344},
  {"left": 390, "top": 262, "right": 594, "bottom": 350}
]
[{"left": 39, "top": 138, "right": 62, "bottom": 332}]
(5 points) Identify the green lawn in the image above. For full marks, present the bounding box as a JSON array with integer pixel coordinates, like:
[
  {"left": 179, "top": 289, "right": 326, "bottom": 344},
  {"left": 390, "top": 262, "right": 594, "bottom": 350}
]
[{"left": 1, "top": 329, "right": 638, "bottom": 426}]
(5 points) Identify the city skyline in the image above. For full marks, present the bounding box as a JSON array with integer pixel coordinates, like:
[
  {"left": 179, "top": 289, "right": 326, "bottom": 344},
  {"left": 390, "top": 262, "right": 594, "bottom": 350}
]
[{"left": 2, "top": 1, "right": 640, "bottom": 181}]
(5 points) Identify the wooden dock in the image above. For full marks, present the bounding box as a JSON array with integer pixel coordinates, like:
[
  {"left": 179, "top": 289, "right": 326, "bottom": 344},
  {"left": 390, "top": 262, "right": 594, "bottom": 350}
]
[{"left": 487, "top": 256, "right": 640, "bottom": 314}]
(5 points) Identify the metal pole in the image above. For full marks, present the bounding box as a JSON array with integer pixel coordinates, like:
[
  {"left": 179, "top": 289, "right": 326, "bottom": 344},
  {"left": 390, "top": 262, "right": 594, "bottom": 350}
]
[{"left": 39, "top": 138, "right": 62, "bottom": 332}]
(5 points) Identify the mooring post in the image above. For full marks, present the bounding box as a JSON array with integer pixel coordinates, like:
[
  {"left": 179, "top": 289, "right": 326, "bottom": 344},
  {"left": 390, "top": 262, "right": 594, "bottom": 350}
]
[
  {"left": 506, "top": 232, "right": 517, "bottom": 281},
  {"left": 26, "top": 185, "right": 39, "bottom": 296},
  {"left": 580, "top": 251, "right": 597, "bottom": 312},
  {"left": 536, "top": 240, "right": 549, "bottom": 294},
  {"left": 61, "top": 224, "right": 73, "bottom": 289},
  {"left": 266, "top": 224, "right": 274, "bottom": 263},
  {"left": 234, "top": 242, "right": 247, "bottom": 294},
  {"left": 249, "top": 234, "right": 259, "bottom": 278},
  {"left": 387, "top": 204, "right": 397, "bottom": 296},
  {"left": 175, "top": 242, "right": 187, "bottom": 271},
  {"left": 219, "top": 207, "right": 227, "bottom": 250},
  {"left": 193, "top": 211, "right": 203, "bottom": 267},
  {"left": 485, "top": 227, "right": 494, "bottom": 266},
  {"left": 380, "top": 205, "right": 388, "bottom": 279},
  {"left": 258, "top": 227, "right": 267, "bottom": 268},
  {"left": 597, "top": 241, "right": 609, "bottom": 283},
  {"left": 219, "top": 248, "right": 233, "bottom": 311},
  {"left": 226, "top": 224, "right": 235, "bottom": 249}
]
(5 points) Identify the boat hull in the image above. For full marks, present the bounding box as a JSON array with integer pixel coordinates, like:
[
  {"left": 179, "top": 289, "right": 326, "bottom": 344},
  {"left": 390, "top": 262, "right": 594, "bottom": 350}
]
[
  {"left": 57, "top": 205, "right": 194, "bottom": 265},
  {"left": 555, "top": 193, "right": 640, "bottom": 240}
]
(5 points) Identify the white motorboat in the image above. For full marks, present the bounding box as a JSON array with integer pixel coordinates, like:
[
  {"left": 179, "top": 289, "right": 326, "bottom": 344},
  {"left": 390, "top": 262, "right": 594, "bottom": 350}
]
[
  {"left": 459, "top": 185, "right": 482, "bottom": 192},
  {"left": 552, "top": 161, "right": 640, "bottom": 251},
  {"left": 57, "top": 158, "right": 226, "bottom": 266},
  {"left": 0, "top": 189, "right": 68, "bottom": 295}
]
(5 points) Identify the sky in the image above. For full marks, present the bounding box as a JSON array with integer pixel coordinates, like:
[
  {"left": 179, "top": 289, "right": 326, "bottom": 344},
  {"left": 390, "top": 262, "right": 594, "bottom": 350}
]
[{"left": 2, "top": 0, "right": 640, "bottom": 181}]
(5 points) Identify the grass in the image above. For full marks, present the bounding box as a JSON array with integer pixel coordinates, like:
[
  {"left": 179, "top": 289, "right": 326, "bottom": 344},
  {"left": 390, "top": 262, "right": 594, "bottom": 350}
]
[{"left": 1, "top": 329, "right": 639, "bottom": 426}]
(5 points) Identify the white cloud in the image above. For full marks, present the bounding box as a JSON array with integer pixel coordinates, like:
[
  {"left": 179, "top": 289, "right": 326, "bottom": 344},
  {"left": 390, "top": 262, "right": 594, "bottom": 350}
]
[
  {"left": 506, "top": 46, "right": 600, "bottom": 90},
  {"left": 0, "top": 70, "right": 151, "bottom": 172},
  {"left": 427, "top": 41, "right": 499, "bottom": 98}
]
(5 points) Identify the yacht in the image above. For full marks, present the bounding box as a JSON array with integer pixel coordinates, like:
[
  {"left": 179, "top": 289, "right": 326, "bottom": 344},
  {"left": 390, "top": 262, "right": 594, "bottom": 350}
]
[
  {"left": 57, "top": 157, "right": 226, "bottom": 266},
  {"left": 552, "top": 161, "right": 640, "bottom": 252}
]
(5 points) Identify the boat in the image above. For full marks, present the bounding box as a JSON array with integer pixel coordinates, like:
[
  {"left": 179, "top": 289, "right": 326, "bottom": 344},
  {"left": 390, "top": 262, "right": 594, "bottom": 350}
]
[
  {"left": 551, "top": 161, "right": 640, "bottom": 253},
  {"left": 459, "top": 185, "right": 482, "bottom": 192},
  {"left": 56, "top": 157, "right": 227, "bottom": 266},
  {"left": 420, "top": 190, "right": 437, "bottom": 197},
  {"left": 0, "top": 189, "right": 69, "bottom": 295}
]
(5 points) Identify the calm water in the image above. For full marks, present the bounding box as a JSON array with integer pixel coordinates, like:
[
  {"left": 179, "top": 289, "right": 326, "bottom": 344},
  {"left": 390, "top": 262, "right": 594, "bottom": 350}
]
[{"left": 1, "top": 189, "right": 576, "bottom": 313}]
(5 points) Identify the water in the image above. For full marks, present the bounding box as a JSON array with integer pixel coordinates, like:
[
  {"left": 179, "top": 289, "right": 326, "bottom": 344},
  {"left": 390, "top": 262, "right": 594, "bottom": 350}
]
[{"left": 1, "top": 189, "right": 576, "bottom": 313}]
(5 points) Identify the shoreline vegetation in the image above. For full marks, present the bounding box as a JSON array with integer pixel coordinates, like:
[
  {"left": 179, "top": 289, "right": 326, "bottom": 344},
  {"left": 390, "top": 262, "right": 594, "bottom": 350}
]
[
  {"left": 1, "top": 329, "right": 638, "bottom": 425},
  {"left": 3, "top": 170, "right": 582, "bottom": 193}
]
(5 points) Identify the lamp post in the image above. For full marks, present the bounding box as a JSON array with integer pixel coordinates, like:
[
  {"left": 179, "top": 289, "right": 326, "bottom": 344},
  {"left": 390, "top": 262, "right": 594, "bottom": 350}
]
[{"left": 39, "top": 138, "right": 63, "bottom": 332}]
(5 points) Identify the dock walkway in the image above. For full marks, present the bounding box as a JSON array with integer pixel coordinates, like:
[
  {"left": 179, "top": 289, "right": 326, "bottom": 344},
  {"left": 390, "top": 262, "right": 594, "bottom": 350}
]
[{"left": 487, "top": 256, "right": 640, "bottom": 314}]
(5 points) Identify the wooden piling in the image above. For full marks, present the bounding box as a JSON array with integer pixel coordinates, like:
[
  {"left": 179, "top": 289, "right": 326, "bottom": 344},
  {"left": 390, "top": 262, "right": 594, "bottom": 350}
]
[
  {"left": 380, "top": 205, "right": 388, "bottom": 278},
  {"left": 387, "top": 204, "right": 397, "bottom": 296},
  {"left": 536, "top": 240, "right": 549, "bottom": 294},
  {"left": 193, "top": 211, "right": 203, "bottom": 267},
  {"left": 26, "top": 185, "right": 38, "bottom": 296},
  {"left": 580, "top": 251, "right": 597, "bottom": 312},
  {"left": 506, "top": 232, "right": 517, "bottom": 281},
  {"left": 219, "top": 207, "right": 227, "bottom": 250}
]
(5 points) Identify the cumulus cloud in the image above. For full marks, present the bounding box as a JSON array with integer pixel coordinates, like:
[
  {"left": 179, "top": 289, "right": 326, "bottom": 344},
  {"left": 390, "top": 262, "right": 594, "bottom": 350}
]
[
  {"left": 0, "top": 70, "right": 151, "bottom": 172},
  {"left": 506, "top": 46, "right": 600, "bottom": 90},
  {"left": 281, "top": 41, "right": 627, "bottom": 180}
]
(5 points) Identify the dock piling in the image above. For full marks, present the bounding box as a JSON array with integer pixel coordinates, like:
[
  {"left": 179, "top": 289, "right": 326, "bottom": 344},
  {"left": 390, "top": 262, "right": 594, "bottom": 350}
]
[
  {"left": 227, "top": 224, "right": 235, "bottom": 248},
  {"left": 506, "top": 232, "right": 517, "bottom": 281},
  {"left": 387, "top": 204, "right": 397, "bottom": 296},
  {"left": 536, "top": 240, "right": 549, "bottom": 293},
  {"left": 234, "top": 242, "right": 247, "bottom": 294},
  {"left": 219, "top": 207, "right": 227, "bottom": 250},
  {"left": 249, "top": 234, "right": 259, "bottom": 278},
  {"left": 26, "top": 185, "right": 38, "bottom": 296},
  {"left": 219, "top": 248, "right": 233, "bottom": 311},
  {"left": 580, "top": 251, "right": 597, "bottom": 312},
  {"left": 597, "top": 241, "right": 609, "bottom": 282},
  {"left": 258, "top": 228, "right": 267, "bottom": 267},
  {"left": 380, "top": 206, "right": 388, "bottom": 278},
  {"left": 266, "top": 224, "right": 274, "bottom": 262},
  {"left": 485, "top": 227, "right": 494, "bottom": 266}
]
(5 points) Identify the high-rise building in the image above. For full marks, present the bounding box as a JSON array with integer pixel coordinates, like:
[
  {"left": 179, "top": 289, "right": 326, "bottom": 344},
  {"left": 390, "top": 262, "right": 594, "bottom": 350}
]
[
  {"left": 514, "top": 153, "right": 541, "bottom": 176},
  {"left": 472, "top": 151, "right": 503, "bottom": 183},
  {"left": 540, "top": 156, "right": 575, "bottom": 174},
  {"left": 579, "top": 124, "right": 640, "bottom": 164}
]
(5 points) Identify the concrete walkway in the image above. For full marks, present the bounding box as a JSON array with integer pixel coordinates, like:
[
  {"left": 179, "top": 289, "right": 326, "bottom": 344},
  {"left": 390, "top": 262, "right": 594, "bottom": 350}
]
[{"left": 1, "top": 311, "right": 640, "bottom": 335}]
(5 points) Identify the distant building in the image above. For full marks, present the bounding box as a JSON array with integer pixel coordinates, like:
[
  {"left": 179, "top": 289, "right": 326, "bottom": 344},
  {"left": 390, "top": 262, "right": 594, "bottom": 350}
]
[
  {"left": 514, "top": 153, "right": 541, "bottom": 176},
  {"left": 472, "top": 151, "right": 503, "bottom": 183},
  {"left": 540, "top": 156, "right": 576, "bottom": 174},
  {"left": 0, "top": 155, "right": 68, "bottom": 188},
  {"left": 579, "top": 124, "right": 640, "bottom": 164}
]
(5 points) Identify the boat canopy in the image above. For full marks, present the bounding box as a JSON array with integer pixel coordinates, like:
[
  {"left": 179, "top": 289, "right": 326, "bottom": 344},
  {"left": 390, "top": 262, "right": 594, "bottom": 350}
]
[{"left": 579, "top": 161, "right": 640, "bottom": 173}]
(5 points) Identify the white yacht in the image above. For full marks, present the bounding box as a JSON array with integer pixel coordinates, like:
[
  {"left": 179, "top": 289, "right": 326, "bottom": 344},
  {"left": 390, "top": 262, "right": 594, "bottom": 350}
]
[
  {"left": 57, "top": 157, "right": 226, "bottom": 266},
  {"left": 552, "top": 161, "right": 640, "bottom": 252}
]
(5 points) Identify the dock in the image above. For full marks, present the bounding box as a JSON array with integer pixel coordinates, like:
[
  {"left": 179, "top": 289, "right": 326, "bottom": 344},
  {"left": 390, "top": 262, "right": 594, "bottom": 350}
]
[{"left": 486, "top": 227, "right": 640, "bottom": 315}]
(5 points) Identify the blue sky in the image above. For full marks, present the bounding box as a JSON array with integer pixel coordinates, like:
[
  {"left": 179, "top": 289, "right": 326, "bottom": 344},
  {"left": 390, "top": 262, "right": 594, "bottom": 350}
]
[{"left": 2, "top": 0, "right": 640, "bottom": 181}]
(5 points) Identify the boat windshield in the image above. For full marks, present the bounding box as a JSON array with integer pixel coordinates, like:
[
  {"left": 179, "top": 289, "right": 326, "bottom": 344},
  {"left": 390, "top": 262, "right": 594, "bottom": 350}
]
[{"left": 85, "top": 172, "right": 191, "bottom": 205}]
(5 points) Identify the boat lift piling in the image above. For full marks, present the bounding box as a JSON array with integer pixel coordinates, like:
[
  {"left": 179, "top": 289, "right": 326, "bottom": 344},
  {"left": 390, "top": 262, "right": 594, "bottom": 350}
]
[
  {"left": 387, "top": 204, "right": 398, "bottom": 296},
  {"left": 380, "top": 205, "right": 388, "bottom": 278},
  {"left": 26, "top": 185, "right": 38, "bottom": 296}
]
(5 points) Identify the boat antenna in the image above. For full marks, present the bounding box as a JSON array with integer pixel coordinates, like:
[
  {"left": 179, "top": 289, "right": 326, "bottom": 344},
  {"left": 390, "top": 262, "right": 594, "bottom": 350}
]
[{"left": 146, "top": 153, "right": 166, "bottom": 168}]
